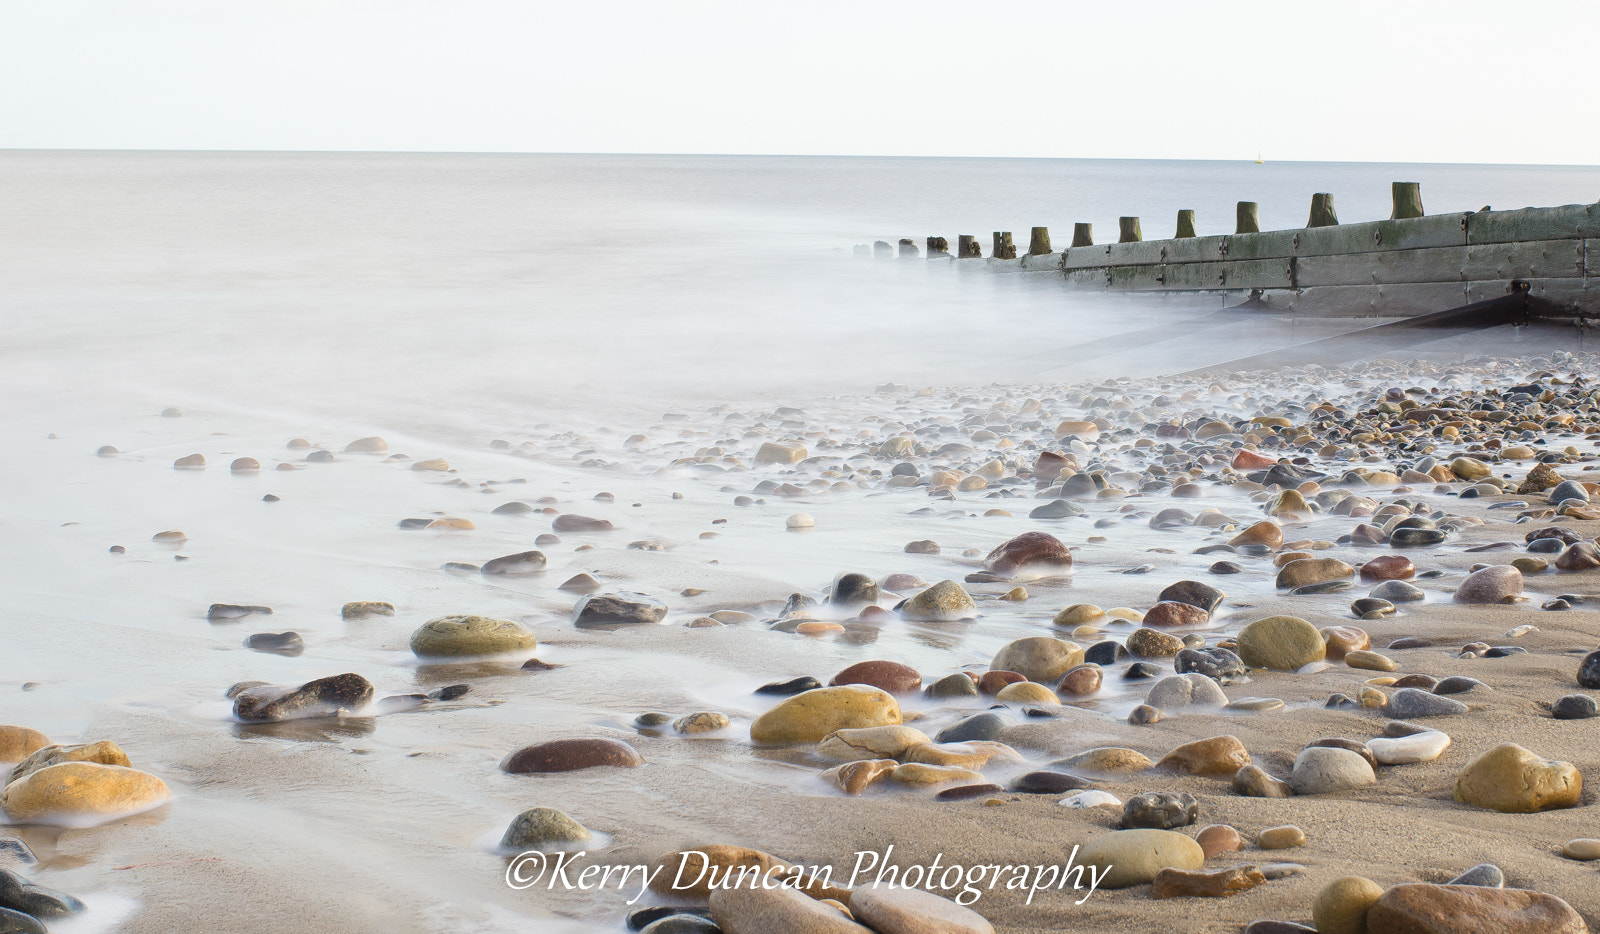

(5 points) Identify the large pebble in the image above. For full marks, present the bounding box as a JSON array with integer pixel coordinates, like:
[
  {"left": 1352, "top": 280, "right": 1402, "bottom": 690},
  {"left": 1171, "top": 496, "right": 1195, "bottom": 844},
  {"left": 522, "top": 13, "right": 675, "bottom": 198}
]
[
  {"left": 233, "top": 673, "right": 374, "bottom": 721},
  {"left": 1122, "top": 791, "right": 1198, "bottom": 829},
  {"left": 983, "top": 531, "right": 1072, "bottom": 577},
  {"left": 1453, "top": 742, "right": 1581, "bottom": 813},
  {"left": 0, "top": 763, "right": 171, "bottom": 823},
  {"left": 574, "top": 592, "right": 669, "bottom": 627},
  {"left": 990, "top": 637, "right": 1084, "bottom": 682},
  {"left": 1157, "top": 735, "right": 1250, "bottom": 776},
  {"left": 1236, "top": 616, "right": 1326, "bottom": 670},
  {"left": 1312, "top": 875, "right": 1384, "bottom": 934},
  {"left": 1368, "top": 731, "right": 1451, "bottom": 764},
  {"left": 829, "top": 661, "right": 921, "bottom": 694},
  {"left": 1578, "top": 649, "right": 1600, "bottom": 688},
  {"left": 850, "top": 883, "right": 994, "bottom": 934},
  {"left": 1145, "top": 674, "right": 1227, "bottom": 710},
  {"left": 1276, "top": 557, "right": 1354, "bottom": 590},
  {"left": 710, "top": 884, "right": 867, "bottom": 934},
  {"left": 501, "top": 738, "right": 644, "bottom": 773},
  {"left": 1289, "top": 747, "right": 1376, "bottom": 795},
  {"left": 500, "top": 807, "right": 589, "bottom": 850},
  {"left": 1077, "top": 829, "right": 1204, "bottom": 889},
  {"left": 1452, "top": 566, "right": 1523, "bottom": 604},
  {"left": 410, "top": 615, "right": 536, "bottom": 657},
  {"left": 751, "top": 686, "right": 901, "bottom": 744},
  {"left": 1367, "top": 884, "right": 1585, "bottom": 934},
  {"left": 1385, "top": 688, "right": 1467, "bottom": 719},
  {"left": 817, "top": 726, "right": 930, "bottom": 761},
  {"left": 901, "top": 581, "right": 978, "bottom": 621},
  {"left": 0, "top": 728, "right": 51, "bottom": 765}
]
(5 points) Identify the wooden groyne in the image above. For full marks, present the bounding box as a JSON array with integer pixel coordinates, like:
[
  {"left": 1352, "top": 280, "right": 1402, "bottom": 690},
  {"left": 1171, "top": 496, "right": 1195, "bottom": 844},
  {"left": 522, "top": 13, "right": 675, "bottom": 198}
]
[{"left": 867, "top": 183, "right": 1600, "bottom": 319}]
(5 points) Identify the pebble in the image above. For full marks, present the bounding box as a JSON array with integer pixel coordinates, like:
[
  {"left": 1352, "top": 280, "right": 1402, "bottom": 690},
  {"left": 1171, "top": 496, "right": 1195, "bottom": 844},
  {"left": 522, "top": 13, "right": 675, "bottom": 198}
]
[
  {"left": 1195, "top": 823, "right": 1244, "bottom": 858},
  {"left": 233, "top": 673, "right": 373, "bottom": 721},
  {"left": 820, "top": 759, "right": 897, "bottom": 795},
  {"left": 900, "top": 580, "right": 978, "bottom": 621},
  {"left": 1145, "top": 674, "right": 1227, "bottom": 710},
  {"left": 1578, "top": 649, "right": 1600, "bottom": 688},
  {"left": 244, "top": 632, "right": 303, "bottom": 655},
  {"left": 830, "top": 660, "right": 921, "bottom": 694},
  {"left": 935, "top": 712, "right": 1007, "bottom": 744},
  {"left": 501, "top": 738, "right": 645, "bottom": 773},
  {"left": 983, "top": 531, "right": 1072, "bottom": 576},
  {"left": 1453, "top": 742, "right": 1581, "bottom": 812},
  {"left": 756, "top": 676, "right": 822, "bottom": 696},
  {"left": 341, "top": 601, "right": 395, "bottom": 619},
  {"left": 924, "top": 673, "right": 979, "bottom": 698},
  {"left": 751, "top": 686, "right": 901, "bottom": 744},
  {"left": 574, "top": 592, "right": 669, "bottom": 627},
  {"left": 1453, "top": 565, "right": 1524, "bottom": 603},
  {"left": 410, "top": 615, "right": 537, "bottom": 657},
  {"left": 1447, "top": 863, "right": 1504, "bottom": 887},
  {"left": 1232, "top": 764, "right": 1294, "bottom": 798},
  {"left": 1386, "top": 688, "right": 1468, "bottom": 718},
  {"left": 1312, "top": 876, "right": 1384, "bottom": 934},
  {"left": 1320, "top": 625, "right": 1372, "bottom": 659},
  {"left": 989, "top": 636, "right": 1084, "bottom": 682},
  {"left": 850, "top": 882, "right": 995, "bottom": 934},
  {"left": 1174, "top": 646, "right": 1247, "bottom": 683},
  {"left": 1149, "top": 865, "right": 1267, "bottom": 899},
  {"left": 1126, "top": 627, "right": 1183, "bottom": 658},
  {"left": 1237, "top": 616, "right": 1326, "bottom": 670},
  {"left": 1368, "top": 883, "right": 1585, "bottom": 934},
  {"left": 499, "top": 807, "right": 590, "bottom": 850},
  {"left": 1289, "top": 746, "right": 1376, "bottom": 795},
  {"left": 1077, "top": 828, "right": 1205, "bottom": 889},
  {"left": 1368, "top": 730, "right": 1451, "bottom": 764},
  {"left": 1257, "top": 825, "right": 1306, "bottom": 849},
  {"left": 674, "top": 712, "right": 730, "bottom": 734},
  {"left": 1561, "top": 838, "right": 1600, "bottom": 860},
  {"left": 1551, "top": 694, "right": 1598, "bottom": 719},
  {"left": 0, "top": 762, "right": 171, "bottom": 823},
  {"left": 1121, "top": 791, "right": 1198, "bottom": 829},
  {"left": 1012, "top": 770, "right": 1094, "bottom": 794},
  {"left": 1156, "top": 735, "right": 1250, "bottom": 776},
  {"left": 708, "top": 883, "right": 862, "bottom": 934},
  {"left": 1060, "top": 746, "right": 1153, "bottom": 774}
]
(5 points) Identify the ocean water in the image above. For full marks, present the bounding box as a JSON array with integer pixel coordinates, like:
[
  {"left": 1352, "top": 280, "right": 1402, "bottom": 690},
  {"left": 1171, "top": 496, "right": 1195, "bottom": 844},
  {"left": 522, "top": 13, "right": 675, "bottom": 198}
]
[
  {"left": 2, "top": 151, "right": 1599, "bottom": 932},
  {"left": 4, "top": 151, "right": 1599, "bottom": 436}
]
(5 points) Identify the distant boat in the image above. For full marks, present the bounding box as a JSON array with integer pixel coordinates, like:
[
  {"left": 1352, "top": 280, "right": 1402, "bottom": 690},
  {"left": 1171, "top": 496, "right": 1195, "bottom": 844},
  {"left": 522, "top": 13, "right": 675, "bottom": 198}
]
[{"left": 1254, "top": 152, "right": 1266, "bottom": 164}]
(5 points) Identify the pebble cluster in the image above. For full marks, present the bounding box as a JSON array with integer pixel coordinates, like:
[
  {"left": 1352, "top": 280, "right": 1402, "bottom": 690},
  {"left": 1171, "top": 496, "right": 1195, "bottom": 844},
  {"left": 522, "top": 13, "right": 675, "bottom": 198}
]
[{"left": 7, "top": 351, "right": 1600, "bottom": 932}]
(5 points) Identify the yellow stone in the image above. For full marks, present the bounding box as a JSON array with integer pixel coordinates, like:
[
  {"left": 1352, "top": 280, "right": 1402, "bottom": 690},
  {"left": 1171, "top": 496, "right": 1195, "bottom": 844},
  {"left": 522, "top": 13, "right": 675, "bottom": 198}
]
[
  {"left": 9, "top": 741, "right": 131, "bottom": 785},
  {"left": 1454, "top": 743, "right": 1582, "bottom": 813},
  {"left": 1053, "top": 604, "right": 1103, "bottom": 625},
  {"left": 411, "top": 458, "right": 450, "bottom": 471},
  {"left": 425, "top": 517, "right": 475, "bottom": 530},
  {"left": 750, "top": 686, "right": 901, "bottom": 744},
  {"left": 816, "top": 726, "right": 930, "bottom": 761},
  {"left": 996, "top": 681, "right": 1059, "bottom": 705},
  {"left": 820, "top": 759, "right": 897, "bottom": 795},
  {"left": 1061, "top": 747, "right": 1153, "bottom": 774},
  {"left": 1344, "top": 650, "right": 1397, "bottom": 672},
  {"left": 890, "top": 763, "right": 984, "bottom": 786},
  {"left": 0, "top": 725, "right": 50, "bottom": 763},
  {"left": 1312, "top": 876, "right": 1384, "bottom": 934},
  {"left": 1, "top": 762, "right": 171, "bottom": 823}
]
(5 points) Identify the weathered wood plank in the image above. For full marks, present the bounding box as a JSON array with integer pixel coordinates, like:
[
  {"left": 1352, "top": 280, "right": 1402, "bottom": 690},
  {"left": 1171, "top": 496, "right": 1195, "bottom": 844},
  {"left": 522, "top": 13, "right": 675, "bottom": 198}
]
[
  {"left": 1162, "top": 235, "right": 1228, "bottom": 264},
  {"left": 1257, "top": 283, "right": 1469, "bottom": 317},
  {"left": 1105, "top": 240, "right": 1165, "bottom": 265},
  {"left": 1467, "top": 204, "right": 1600, "bottom": 244},
  {"left": 1294, "top": 213, "right": 1469, "bottom": 257},
  {"left": 1296, "top": 241, "right": 1585, "bottom": 287},
  {"left": 1107, "top": 265, "right": 1165, "bottom": 290},
  {"left": 1463, "top": 239, "right": 1584, "bottom": 280},
  {"left": 1062, "top": 245, "right": 1114, "bottom": 270},
  {"left": 1065, "top": 267, "right": 1109, "bottom": 288},
  {"left": 1018, "top": 252, "right": 1063, "bottom": 271},
  {"left": 1467, "top": 277, "right": 1600, "bottom": 315},
  {"left": 1220, "top": 230, "right": 1298, "bottom": 261}
]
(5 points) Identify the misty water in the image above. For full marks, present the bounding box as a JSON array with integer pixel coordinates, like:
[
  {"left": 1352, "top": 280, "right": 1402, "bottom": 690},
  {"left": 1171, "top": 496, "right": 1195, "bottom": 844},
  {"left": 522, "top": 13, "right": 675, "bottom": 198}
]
[{"left": 2, "top": 151, "right": 1599, "bottom": 932}]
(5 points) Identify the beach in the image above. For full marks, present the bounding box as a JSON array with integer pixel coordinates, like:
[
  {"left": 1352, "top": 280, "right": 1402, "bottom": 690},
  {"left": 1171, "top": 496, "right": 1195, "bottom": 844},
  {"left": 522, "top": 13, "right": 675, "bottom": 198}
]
[{"left": 2, "top": 152, "right": 1599, "bottom": 933}]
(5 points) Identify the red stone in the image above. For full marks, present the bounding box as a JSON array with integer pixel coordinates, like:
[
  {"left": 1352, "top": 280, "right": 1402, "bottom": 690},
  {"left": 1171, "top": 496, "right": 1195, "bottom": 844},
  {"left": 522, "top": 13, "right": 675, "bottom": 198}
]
[
  {"left": 501, "top": 738, "right": 644, "bottom": 773},
  {"left": 984, "top": 531, "right": 1073, "bottom": 576},
  {"left": 1366, "top": 884, "right": 1585, "bottom": 934},
  {"left": 1360, "top": 555, "right": 1415, "bottom": 581},
  {"left": 979, "top": 670, "right": 1025, "bottom": 695},
  {"left": 1032, "top": 451, "right": 1073, "bottom": 482},
  {"left": 552, "top": 514, "right": 614, "bottom": 532},
  {"left": 828, "top": 660, "right": 922, "bottom": 694},
  {"left": 1142, "top": 601, "right": 1211, "bottom": 628},
  {"left": 1231, "top": 449, "right": 1278, "bottom": 471}
]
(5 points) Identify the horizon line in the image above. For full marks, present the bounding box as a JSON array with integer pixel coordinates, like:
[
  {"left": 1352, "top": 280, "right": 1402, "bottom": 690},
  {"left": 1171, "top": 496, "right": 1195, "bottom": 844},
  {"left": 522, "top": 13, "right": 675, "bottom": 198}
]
[{"left": 1, "top": 147, "right": 1597, "bottom": 169}]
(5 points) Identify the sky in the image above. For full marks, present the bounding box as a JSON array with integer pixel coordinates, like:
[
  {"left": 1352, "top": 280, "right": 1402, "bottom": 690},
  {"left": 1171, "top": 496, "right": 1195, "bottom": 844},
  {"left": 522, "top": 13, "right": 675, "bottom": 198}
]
[{"left": 2, "top": 0, "right": 1597, "bottom": 164}]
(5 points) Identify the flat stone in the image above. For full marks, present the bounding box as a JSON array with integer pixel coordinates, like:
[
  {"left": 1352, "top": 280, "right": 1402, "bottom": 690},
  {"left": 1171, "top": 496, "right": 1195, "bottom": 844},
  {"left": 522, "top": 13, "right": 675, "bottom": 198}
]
[
  {"left": 410, "top": 615, "right": 537, "bottom": 657},
  {"left": 1369, "top": 731, "right": 1451, "bottom": 764},
  {"left": 1149, "top": 865, "right": 1266, "bottom": 899},
  {"left": 1561, "top": 838, "right": 1600, "bottom": 860},
  {"left": 1306, "top": 738, "right": 1377, "bottom": 771},
  {"left": 1386, "top": 688, "right": 1468, "bottom": 719},
  {"left": 501, "top": 738, "right": 644, "bottom": 773},
  {"left": 1345, "top": 649, "right": 1397, "bottom": 672},
  {"left": 757, "top": 676, "right": 822, "bottom": 696},
  {"left": 817, "top": 726, "right": 931, "bottom": 761},
  {"left": 341, "top": 601, "right": 395, "bottom": 619},
  {"left": 1276, "top": 557, "right": 1354, "bottom": 589},
  {"left": 1011, "top": 770, "right": 1094, "bottom": 794},
  {"left": 480, "top": 550, "right": 549, "bottom": 575},
  {"left": 1366, "top": 884, "right": 1585, "bottom": 934},
  {"left": 1431, "top": 676, "right": 1483, "bottom": 695},
  {"left": 850, "top": 882, "right": 994, "bottom": 934},
  {"left": 7, "top": 741, "right": 130, "bottom": 786},
  {"left": 0, "top": 763, "right": 170, "bottom": 823},
  {"left": 1372, "top": 580, "right": 1426, "bottom": 602},
  {"left": 830, "top": 660, "right": 922, "bottom": 694},
  {"left": 1059, "top": 790, "right": 1122, "bottom": 809},
  {"left": 1060, "top": 746, "right": 1153, "bottom": 775},
  {"left": 0, "top": 867, "right": 84, "bottom": 918},
  {"left": 1077, "top": 828, "right": 1204, "bottom": 889},
  {"left": 1257, "top": 825, "right": 1306, "bottom": 849}
]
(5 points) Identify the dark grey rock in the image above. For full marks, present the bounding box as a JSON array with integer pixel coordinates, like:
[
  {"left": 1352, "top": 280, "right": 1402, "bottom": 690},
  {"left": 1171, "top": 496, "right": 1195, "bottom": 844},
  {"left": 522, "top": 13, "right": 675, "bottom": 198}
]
[
  {"left": 1011, "top": 770, "right": 1094, "bottom": 794},
  {"left": 935, "top": 711, "right": 1007, "bottom": 743},
  {"left": 1552, "top": 694, "right": 1599, "bottom": 719},
  {"left": 1175, "top": 647, "right": 1247, "bottom": 683},
  {"left": 1156, "top": 580, "right": 1225, "bottom": 613},
  {"left": 1578, "top": 650, "right": 1600, "bottom": 689},
  {"left": 1370, "top": 580, "right": 1426, "bottom": 602},
  {"left": 574, "top": 592, "right": 669, "bottom": 627},
  {"left": 233, "top": 673, "right": 374, "bottom": 721},
  {"left": 627, "top": 907, "right": 716, "bottom": 931},
  {"left": 0, "top": 908, "right": 44, "bottom": 934},
  {"left": 1122, "top": 662, "right": 1163, "bottom": 680},
  {"left": 1083, "top": 640, "right": 1128, "bottom": 665},
  {"left": 243, "top": 632, "right": 303, "bottom": 655},
  {"left": 1386, "top": 687, "right": 1468, "bottom": 718},
  {"left": 1121, "top": 791, "right": 1198, "bottom": 829},
  {"left": 1432, "top": 676, "right": 1485, "bottom": 695},
  {"left": 1029, "top": 499, "right": 1084, "bottom": 519},
  {"left": 925, "top": 673, "right": 979, "bottom": 698},
  {"left": 481, "top": 550, "right": 548, "bottom": 575},
  {"left": 828, "top": 573, "right": 880, "bottom": 606},
  {"left": 754, "top": 676, "right": 821, "bottom": 696},
  {"left": 0, "top": 868, "right": 85, "bottom": 918},
  {"left": 1447, "top": 863, "right": 1504, "bottom": 887},
  {"left": 207, "top": 603, "right": 272, "bottom": 620},
  {"left": 0, "top": 841, "right": 34, "bottom": 866},
  {"left": 1209, "top": 561, "right": 1244, "bottom": 574}
]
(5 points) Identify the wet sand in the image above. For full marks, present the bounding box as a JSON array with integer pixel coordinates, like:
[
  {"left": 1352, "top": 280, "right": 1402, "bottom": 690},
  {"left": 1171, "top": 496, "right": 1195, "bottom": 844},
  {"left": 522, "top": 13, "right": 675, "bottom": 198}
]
[{"left": 3, "top": 347, "right": 1600, "bottom": 933}]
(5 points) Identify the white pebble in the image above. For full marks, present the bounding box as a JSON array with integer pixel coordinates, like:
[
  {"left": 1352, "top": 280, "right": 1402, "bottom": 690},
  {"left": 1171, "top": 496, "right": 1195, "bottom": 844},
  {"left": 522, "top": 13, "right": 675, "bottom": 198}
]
[
  {"left": 786, "top": 514, "right": 815, "bottom": 530},
  {"left": 1503, "top": 624, "right": 1538, "bottom": 638},
  {"left": 1058, "top": 790, "right": 1121, "bottom": 809},
  {"left": 1368, "top": 730, "right": 1451, "bottom": 765}
]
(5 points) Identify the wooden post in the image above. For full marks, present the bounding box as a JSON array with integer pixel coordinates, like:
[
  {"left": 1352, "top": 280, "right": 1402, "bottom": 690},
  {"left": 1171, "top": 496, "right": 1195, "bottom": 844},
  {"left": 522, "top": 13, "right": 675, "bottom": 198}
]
[
  {"left": 1307, "top": 193, "right": 1338, "bottom": 227},
  {"left": 1236, "top": 201, "right": 1260, "bottom": 234},
  {"left": 958, "top": 235, "right": 982, "bottom": 258},
  {"left": 898, "top": 238, "right": 918, "bottom": 258},
  {"left": 1029, "top": 227, "right": 1052, "bottom": 255},
  {"left": 1070, "top": 223, "right": 1093, "bottom": 247},
  {"left": 926, "top": 236, "right": 949, "bottom": 257},
  {"left": 1175, "top": 210, "right": 1197, "bottom": 238},
  {"left": 853, "top": 244, "right": 869, "bottom": 256},
  {"left": 1118, "top": 217, "right": 1141, "bottom": 243},
  {"left": 1391, "top": 182, "right": 1424, "bottom": 219},
  {"left": 873, "top": 240, "right": 892, "bottom": 258},
  {"left": 992, "top": 231, "right": 1016, "bottom": 259}
]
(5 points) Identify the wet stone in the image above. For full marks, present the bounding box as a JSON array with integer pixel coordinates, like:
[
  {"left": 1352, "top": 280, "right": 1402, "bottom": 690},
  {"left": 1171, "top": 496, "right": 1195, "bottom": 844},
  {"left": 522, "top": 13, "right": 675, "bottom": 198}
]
[
  {"left": 1123, "top": 662, "right": 1163, "bottom": 680},
  {"left": 481, "top": 550, "right": 548, "bottom": 575},
  {"left": 243, "top": 632, "right": 304, "bottom": 655},
  {"left": 501, "top": 738, "right": 645, "bottom": 773},
  {"left": 1011, "top": 770, "right": 1093, "bottom": 794},
  {"left": 500, "top": 807, "right": 590, "bottom": 850},
  {"left": 574, "top": 592, "right": 669, "bottom": 627},
  {"left": 233, "top": 673, "right": 374, "bottom": 721},
  {"left": 1175, "top": 647, "right": 1247, "bottom": 683},
  {"left": 935, "top": 712, "right": 1007, "bottom": 744},
  {"left": 1387, "top": 688, "right": 1468, "bottom": 718},
  {"left": 925, "top": 673, "right": 979, "bottom": 698},
  {"left": 1083, "top": 640, "right": 1127, "bottom": 665}
]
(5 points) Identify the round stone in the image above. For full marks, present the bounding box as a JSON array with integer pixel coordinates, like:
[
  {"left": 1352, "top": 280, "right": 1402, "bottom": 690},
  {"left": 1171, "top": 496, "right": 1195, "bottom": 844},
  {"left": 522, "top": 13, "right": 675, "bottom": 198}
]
[
  {"left": 1289, "top": 747, "right": 1376, "bottom": 795},
  {"left": 1360, "top": 555, "right": 1415, "bottom": 581},
  {"left": 409, "top": 615, "right": 537, "bottom": 658},
  {"left": 1257, "top": 825, "right": 1306, "bottom": 849},
  {"left": 1121, "top": 791, "right": 1198, "bottom": 829},
  {"left": 901, "top": 581, "right": 978, "bottom": 621},
  {"left": 1078, "top": 829, "right": 1204, "bottom": 889},
  {"left": 990, "top": 637, "right": 1085, "bottom": 682},
  {"left": 1195, "top": 824, "right": 1243, "bottom": 858},
  {"left": 750, "top": 686, "right": 901, "bottom": 744},
  {"left": 1312, "top": 876, "right": 1384, "bottom": 934},
  {"left": 500, "top": 738, "right": 644, "bottom": 773},
  {"left": 1561, "top": 838, "right": 1600, "bottom": 861},
  {"left": 1141, "top": 601, "right": 1210, "bottom": 628},
  {"left": 1453, "top": 566, "right": 1524, "bottom": 604},
  {"left": 1126, "top": 627, "right": 1183, "bottom": 658},
  {"left": 1453, "top": 742, "right": 1582, "bottom": 812},
  {"left": 1237, "top": 616, "right": 1326, "bottom": 670},
  {"left": 500, "top": 807, "right": 589, "bottom": 850},
  {"left": 829, "top": 660, "right": 922, "bottom": 694}
]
